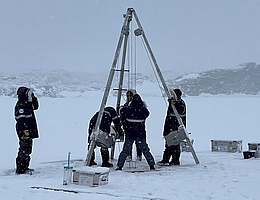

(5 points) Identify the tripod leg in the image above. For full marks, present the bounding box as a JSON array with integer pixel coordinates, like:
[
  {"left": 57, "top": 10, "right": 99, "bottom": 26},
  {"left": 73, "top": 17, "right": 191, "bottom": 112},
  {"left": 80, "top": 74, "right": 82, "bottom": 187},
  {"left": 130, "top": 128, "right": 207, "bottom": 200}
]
[
  {"left": 185, "top": 138, "right": 199, "bottom": 164},
  {"left": 85, "top": 140, "right": 96, "bottom": 166}
]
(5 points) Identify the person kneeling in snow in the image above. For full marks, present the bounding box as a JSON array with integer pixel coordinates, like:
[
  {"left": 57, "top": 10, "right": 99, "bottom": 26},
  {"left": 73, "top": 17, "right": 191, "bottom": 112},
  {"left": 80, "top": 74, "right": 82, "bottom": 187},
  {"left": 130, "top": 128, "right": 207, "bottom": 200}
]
[
  {"left": 116, "top": 91, "right": 155, "bottom": 170},
  {"left": 88, "top": 106, "right": 123, "bottom": 167},
  {"left": 14, "top": 87, "right": 39, "bottom": 174}
]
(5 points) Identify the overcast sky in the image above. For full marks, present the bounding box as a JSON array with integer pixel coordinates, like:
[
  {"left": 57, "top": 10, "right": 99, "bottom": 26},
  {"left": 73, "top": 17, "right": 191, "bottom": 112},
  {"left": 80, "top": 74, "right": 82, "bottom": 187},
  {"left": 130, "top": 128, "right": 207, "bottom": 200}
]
[{"left": 1, "top": 0, "right": 260, "bottom": 75}]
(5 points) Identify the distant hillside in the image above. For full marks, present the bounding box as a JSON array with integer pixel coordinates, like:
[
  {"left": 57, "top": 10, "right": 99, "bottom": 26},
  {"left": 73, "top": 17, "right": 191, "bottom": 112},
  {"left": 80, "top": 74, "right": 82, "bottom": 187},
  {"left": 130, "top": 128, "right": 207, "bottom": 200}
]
[
  {"left": 168, "top": 62, "right": 260, "bottom": 96},
  {"left": 0, "top": 68, "right": 152, "bottom": 98},
  {"left": 0, "top": 69, "right": 101, "bottom": 98},
  {"left": 0, "top": 62, "right": 259, "bottom": 97}
]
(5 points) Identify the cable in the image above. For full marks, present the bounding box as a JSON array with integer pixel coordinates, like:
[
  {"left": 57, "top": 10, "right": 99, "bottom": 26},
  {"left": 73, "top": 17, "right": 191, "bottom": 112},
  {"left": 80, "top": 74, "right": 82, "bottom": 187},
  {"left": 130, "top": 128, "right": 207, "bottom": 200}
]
[{"left": 139, "top": 36, "right": 167, "bottom": 106}]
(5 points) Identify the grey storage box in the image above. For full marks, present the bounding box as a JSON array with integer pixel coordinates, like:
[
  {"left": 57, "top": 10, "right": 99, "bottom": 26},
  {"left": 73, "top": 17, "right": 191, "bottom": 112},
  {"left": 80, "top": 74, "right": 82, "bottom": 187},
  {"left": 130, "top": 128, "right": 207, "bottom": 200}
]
[
  {"left": 72, "top": 167, "right": 110, "bottom": 187},
  {"left": 248, "top": 143, "right": 260, "bottom": 151},
  {"left": 211, "top": 140, "right": 242, "bottom": 153}
]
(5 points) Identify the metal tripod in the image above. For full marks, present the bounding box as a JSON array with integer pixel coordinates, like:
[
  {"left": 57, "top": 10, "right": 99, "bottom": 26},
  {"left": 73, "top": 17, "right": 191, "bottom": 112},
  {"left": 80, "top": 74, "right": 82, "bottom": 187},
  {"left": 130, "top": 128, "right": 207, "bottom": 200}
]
[
  {"left": 85, "top": 8, "right": 199, "bottom": 166},
  {"left": 85, "top": 8, "right": 134, "bottom": 166}
]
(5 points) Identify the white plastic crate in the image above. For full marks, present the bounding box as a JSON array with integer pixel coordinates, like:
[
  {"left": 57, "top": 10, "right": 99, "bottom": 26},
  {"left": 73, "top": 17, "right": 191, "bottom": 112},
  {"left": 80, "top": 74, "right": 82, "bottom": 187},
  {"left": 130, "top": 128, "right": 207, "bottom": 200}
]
[{"left": 72, "top": 167, "right": 110, "bottom": 187}]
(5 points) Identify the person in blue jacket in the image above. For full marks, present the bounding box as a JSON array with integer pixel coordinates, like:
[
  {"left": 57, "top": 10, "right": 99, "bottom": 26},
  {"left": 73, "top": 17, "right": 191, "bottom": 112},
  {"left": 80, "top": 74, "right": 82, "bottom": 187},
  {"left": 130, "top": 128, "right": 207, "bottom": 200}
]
[
  {"left": 116, "top": 91, "right": 155, "bottom": 170},
  {"left": 14, "top": 87, "right": 39, "bottom": 174},
  {"left": 88, "top": 106, "right": 122, "bottom": 167}
]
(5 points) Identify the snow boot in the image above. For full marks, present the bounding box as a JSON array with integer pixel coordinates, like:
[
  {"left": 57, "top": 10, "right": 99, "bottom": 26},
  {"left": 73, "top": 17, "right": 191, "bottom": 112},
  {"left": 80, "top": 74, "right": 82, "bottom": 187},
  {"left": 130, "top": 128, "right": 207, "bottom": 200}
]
[
  {"left": 101, "top": 148, "right": 113, "bottom": 167},
  {"left": 157, "top": 160, "right": 170, "bottom": 166},
  {"left": 158, "top": 148, "right": 171, "bottom": 166},
  {"left": 90, "top": 160, "right": 97, "bottom": 166},
  {"left": 170, "top": 145, "right": 181, "bottom": 165},
  {"left": 89, "top": 152, "right": 97, "bottom": 166},
  {"left": 115, "top": 166, "right": 122, "bottom": 171},
  {"left": 102, "top": 162, "right": 113, "bottom": 167},
  {"left": 24, "top": 168, "right": 34, "bottom": 175},
  {"left": 170, "top": 160, "right": 180, "bottom": 166},
  {"left": 16, "top": 157, "right": 27, "bottom": 174}
]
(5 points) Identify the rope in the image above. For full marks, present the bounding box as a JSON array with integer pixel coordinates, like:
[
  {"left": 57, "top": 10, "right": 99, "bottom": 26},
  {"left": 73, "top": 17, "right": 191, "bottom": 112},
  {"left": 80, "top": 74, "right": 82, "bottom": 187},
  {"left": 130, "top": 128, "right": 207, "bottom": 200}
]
[{"left": 139, "top": 36, "right": 168, "bottom": 106}]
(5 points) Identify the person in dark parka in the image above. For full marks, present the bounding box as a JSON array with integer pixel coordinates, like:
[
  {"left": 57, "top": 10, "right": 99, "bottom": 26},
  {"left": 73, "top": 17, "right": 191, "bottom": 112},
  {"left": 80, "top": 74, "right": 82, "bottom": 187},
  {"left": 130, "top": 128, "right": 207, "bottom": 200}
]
[
  {"left": 14, "top": 86, "right": 39, "bottom": 174},
  {"left": 158, "top": 88, "right": 186, "bottom": 166},
  {"left": 88, "top": 106, "right": 122, "bottom": 167},
  {"left": 124, "top": 89, "right": 142, "bottom": 161},
  {"left": 116, "top": 92, "right": 155, "bottom": 170}
]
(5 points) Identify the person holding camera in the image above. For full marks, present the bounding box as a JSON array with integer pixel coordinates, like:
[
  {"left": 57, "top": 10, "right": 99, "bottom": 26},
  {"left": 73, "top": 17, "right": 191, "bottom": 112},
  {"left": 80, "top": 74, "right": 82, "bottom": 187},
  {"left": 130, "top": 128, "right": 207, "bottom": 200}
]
[
  {"left": 14, "top": 87, "right": 39, "bottom": 174},
  {"left": 158, "top": 88, "right": 186, "bottom": 166}
]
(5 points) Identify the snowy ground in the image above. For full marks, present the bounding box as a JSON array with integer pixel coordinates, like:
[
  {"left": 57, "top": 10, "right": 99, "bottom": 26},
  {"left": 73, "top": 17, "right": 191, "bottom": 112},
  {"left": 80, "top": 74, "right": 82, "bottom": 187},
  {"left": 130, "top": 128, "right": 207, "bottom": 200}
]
[{"left": 1, "top": 89, "right": 260, "bottom": 200}]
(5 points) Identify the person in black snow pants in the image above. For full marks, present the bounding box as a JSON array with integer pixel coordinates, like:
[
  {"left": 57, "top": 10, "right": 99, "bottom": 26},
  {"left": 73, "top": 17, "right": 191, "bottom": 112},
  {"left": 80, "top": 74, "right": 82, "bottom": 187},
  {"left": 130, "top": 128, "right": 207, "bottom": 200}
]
[
  {"left": 88, "top": 106, "right": 123, "bottom": 167},
  {"left": 116, "top": 92, "right": 155, "bottom": 171},
  {"left": 14, "top": 87, "right": 39, "bottom": 174},
  {"left": 158, "top": 88, "right": 186, "bottom": 166}
]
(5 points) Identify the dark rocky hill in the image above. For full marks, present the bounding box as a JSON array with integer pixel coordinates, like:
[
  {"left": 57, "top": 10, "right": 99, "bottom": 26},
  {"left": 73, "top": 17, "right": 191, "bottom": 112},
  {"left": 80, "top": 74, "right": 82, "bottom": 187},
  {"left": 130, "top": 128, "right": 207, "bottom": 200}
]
[{"left": 168, "top": 62, "right": 260, "bottom": 96}]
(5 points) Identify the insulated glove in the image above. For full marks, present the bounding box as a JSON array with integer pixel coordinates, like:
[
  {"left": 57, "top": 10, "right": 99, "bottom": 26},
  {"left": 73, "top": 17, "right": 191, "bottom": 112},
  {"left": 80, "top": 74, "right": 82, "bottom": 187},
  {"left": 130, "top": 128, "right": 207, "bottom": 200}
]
[
  {"left": 168, "top": 98, "right": 176, "bottom": 105},
  {"left": 21, "top": 130, "right": 30, "bottom": 140}
]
